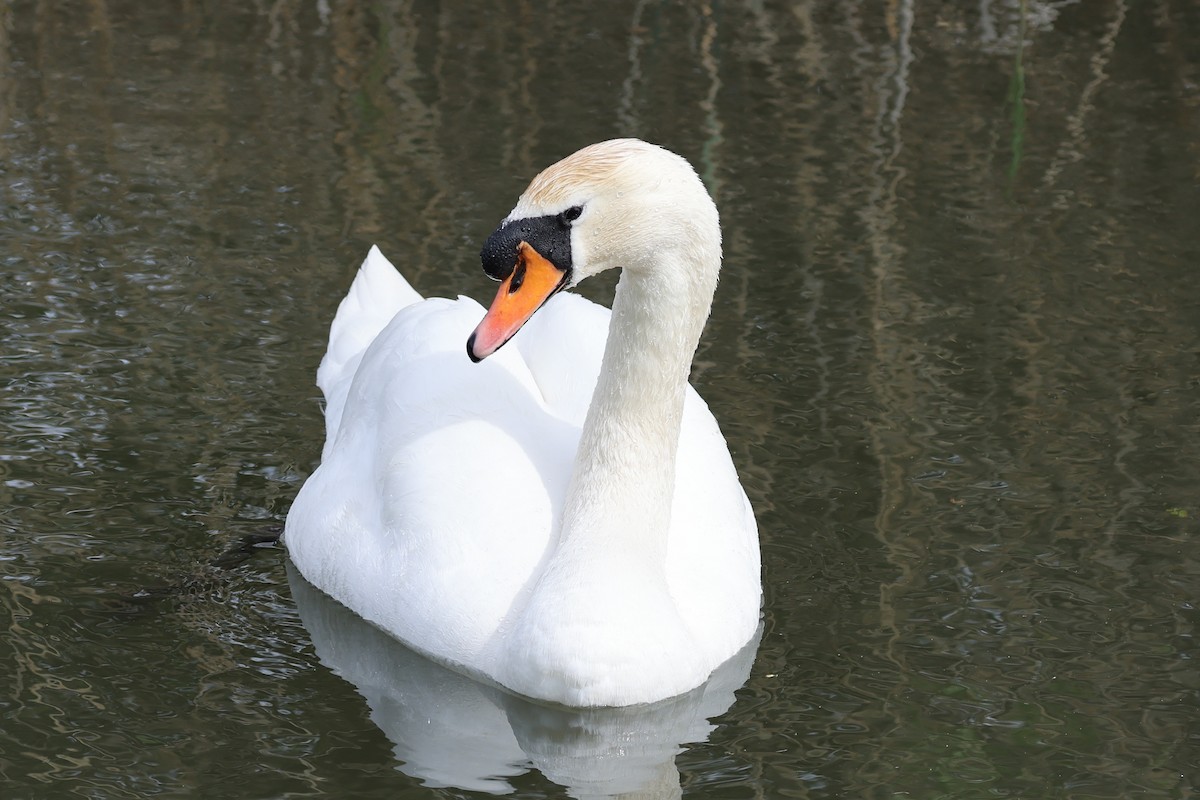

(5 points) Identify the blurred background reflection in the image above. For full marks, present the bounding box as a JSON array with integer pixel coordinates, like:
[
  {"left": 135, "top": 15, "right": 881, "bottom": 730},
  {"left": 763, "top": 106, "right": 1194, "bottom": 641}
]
[{"left": 1, "top": 1, "right": 1197, "bottom": 798}]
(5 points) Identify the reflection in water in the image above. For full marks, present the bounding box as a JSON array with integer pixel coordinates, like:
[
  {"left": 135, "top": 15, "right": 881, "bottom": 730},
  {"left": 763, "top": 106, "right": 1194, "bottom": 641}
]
[
  {"left": 288, "top": 565, "right": 759, "bottom": 799},
  {"left": 2, "top": 0, "right": 1199, "bottom": 798}
]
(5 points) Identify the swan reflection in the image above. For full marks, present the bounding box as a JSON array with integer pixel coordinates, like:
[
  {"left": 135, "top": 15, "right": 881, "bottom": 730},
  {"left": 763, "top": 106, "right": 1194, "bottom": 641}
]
[{"left": 288, "top": 565, "right": 759, "bottom": 798}]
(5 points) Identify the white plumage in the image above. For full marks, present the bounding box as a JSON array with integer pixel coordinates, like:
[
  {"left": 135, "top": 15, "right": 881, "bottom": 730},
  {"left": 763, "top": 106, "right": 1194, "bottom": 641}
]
[{"left": 285, "top": 140, "right": 761, "bottom": 706}]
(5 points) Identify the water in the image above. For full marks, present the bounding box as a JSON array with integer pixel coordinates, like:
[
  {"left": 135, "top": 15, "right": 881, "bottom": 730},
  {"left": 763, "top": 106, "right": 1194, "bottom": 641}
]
[{"left": 2, "top": 1, "right": 1198, "bottom": 797}]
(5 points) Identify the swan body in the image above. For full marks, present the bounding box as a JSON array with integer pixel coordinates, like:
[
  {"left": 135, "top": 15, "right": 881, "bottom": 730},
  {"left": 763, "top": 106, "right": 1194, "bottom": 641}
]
[{"left": 285, "top": 139, "right": 761, "bottom": 707}]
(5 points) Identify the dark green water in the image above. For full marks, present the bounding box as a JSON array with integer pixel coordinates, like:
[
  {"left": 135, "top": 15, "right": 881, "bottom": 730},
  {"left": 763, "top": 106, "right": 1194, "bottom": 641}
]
[{"left": 2, "top": 1, "right": 1198, "bottom": 797}]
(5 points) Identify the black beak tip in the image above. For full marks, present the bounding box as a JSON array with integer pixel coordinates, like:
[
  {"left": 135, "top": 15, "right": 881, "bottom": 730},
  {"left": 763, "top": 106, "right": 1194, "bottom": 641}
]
[{"left": 466, "top": 332, "right": 483, "bottom": 363}]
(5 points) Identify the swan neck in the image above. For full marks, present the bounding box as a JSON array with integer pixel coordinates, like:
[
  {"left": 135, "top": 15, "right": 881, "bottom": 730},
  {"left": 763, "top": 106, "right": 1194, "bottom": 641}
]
[{"left": 561, "top": 251, "right": 717, "bottom": 557}]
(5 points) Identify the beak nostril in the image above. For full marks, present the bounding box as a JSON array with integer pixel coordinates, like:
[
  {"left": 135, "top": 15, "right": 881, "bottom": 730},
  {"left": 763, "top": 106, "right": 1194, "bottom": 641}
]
[{"left": 508, "top": 262, "right": 527, "bottom": 294}]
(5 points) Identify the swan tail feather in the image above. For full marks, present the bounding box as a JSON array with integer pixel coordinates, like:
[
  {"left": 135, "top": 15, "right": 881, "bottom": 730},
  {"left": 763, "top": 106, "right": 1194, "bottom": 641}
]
[{"left": 317, "top": 245, "right": 422, "bottom": 399}]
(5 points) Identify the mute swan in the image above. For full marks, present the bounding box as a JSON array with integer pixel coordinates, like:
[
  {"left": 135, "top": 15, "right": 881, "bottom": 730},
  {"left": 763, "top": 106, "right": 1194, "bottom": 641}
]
[{"left": 285, "top": 139, "right": 761, "bottom": 707}]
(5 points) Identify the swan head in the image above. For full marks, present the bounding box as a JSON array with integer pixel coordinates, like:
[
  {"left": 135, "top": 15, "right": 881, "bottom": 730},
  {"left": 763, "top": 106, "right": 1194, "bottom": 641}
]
[{"left": 467, "top": 138, "right": 720, "bottom": 362}]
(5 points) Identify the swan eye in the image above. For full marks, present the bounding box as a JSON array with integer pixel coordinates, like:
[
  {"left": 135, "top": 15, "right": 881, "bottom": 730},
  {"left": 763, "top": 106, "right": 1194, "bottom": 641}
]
[{"left": 558, "top": 206, "right": 583, "bottom": 226}]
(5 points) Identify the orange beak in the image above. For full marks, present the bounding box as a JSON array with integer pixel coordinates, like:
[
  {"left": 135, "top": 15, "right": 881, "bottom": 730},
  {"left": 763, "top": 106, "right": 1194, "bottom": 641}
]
[{"left": 467, "top": 241, "right": 569, "bottom": 362}]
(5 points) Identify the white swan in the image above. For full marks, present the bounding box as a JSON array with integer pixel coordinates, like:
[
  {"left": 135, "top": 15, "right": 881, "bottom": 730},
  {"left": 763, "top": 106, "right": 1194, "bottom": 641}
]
[{"left": 285, "top": 139, "right": 761, "bottom": 707}]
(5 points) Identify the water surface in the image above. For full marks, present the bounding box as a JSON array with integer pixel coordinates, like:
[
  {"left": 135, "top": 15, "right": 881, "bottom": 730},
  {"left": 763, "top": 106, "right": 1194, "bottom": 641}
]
[{"left": 2, "top": 1, "right": 1198, "bottom": 797}]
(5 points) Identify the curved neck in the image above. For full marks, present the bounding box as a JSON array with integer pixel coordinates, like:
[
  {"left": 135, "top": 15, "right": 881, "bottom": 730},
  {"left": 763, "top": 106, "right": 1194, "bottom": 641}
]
[{"left": 558, "top": 250, "right": 718, "bottom": 564}]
